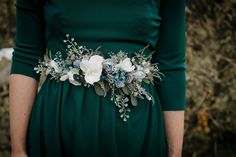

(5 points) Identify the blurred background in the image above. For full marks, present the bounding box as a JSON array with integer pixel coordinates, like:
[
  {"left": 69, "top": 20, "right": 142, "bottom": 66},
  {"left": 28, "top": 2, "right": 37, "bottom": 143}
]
[{"left": 0, "top": 0, "right": 236, "bottom": 157}]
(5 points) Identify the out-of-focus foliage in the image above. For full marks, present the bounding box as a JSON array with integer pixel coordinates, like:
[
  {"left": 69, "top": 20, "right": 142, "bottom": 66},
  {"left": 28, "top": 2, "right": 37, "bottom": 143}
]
[
  {"left": 184, "top": 0, "right": 236, "bottom": 156},
  {"left": 0, "top": 0, "right": 15, "bottom": 49},
  {"left": 0, "top": 59, "right": 10, "bottom": 157},
  {"left": 0, "top": 1, "right": 15, "bottom": 157},
  {"left": 0, "top": 0, "right": 235, "bottom": 157}
]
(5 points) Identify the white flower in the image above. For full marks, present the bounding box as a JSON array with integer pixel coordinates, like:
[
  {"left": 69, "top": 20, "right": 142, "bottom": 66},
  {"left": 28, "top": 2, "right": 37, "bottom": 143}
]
[
  {"left": 60, "top": 74, "right": 69, "bottom": 81},
  {"left": 136, "top": 65, "right": 143, "bottom": 71},
  {"left": 115, "top": 58, "right": 135, "bottom": 72},
  {"left": 67, "top": 68, "right": 81, "bottom": 86},
  {"left": 142, "top": 61, "right": 151, "bottom": 74},
  {"left": 46, "top": 69, "right": 51, "bottom": 75},
  {"left": 80, "top": 55, "right": 104, "bottom": 85},
  {"left": 50, "top": 60, "right": 62, "bottom": 73},
  {"left": 143, "top": 68, "right": 150, "bottom": 74},
  {"left": 137, "top": 64, "right": 150, "bottom": 74},
  {"left": 133, "top": 70, "right": 146, "bottom": 82}
]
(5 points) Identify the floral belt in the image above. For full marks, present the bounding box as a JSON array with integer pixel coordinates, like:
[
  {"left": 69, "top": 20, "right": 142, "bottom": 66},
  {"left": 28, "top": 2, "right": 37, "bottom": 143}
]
[{"left": 34, "top": 34, "right": 164, "bottom": 122}]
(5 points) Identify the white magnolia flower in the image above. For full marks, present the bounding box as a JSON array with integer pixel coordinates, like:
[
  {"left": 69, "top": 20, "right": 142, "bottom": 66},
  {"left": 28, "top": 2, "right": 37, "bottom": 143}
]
[
  {"left": 80, "top": 55, "right": 104, "bottom": 85},
  {"left": 115, "top": 58, "right": 135, "bottom": 72},
  {"left": 67, "top": 68, "right": 81, "bottom": 86},
  {"left": 50, "top": 60, "right": 62, "bottom": 73}
]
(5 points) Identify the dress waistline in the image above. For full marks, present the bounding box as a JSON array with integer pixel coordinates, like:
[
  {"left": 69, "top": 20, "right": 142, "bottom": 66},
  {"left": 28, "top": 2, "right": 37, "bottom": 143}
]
[{"left": 34, "top": 34, "right": 165, "bottom": 122}]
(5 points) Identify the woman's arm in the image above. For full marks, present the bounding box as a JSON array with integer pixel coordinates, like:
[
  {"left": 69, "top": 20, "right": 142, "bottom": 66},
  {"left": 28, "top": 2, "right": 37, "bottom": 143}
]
[
  {"left": 9, "top": 75, "right": 38, "bottom": 156},
  {"left": 9, "top": 0, "right": 46, "bottom": 155},
  {"left": 164, "top": 111, "right": 185, "bottom": 157},
  {"left": 153, "top": 0, "right": 187, "bottom": 156}
]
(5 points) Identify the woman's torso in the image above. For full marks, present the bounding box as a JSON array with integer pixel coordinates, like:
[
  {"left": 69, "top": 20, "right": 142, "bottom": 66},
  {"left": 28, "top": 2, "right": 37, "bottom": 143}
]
[{"left": 43, "top": 0, "right": 161, "bottom": 58}]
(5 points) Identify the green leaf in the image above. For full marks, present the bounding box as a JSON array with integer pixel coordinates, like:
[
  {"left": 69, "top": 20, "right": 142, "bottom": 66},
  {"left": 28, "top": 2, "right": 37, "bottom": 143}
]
[
  {"left": 143, "top": 79, "right": 150, "bottom": 84},
  {"left": 94, "top": 82, "right": 105, "bottom": 96},
  {"left": 98, "top": 81, "right": 105, "bottom": 91},
  {"left": 130, "top": 95, "right": 138, "bottom": 106},
  {"left": 103, "top": 81, "right": 110, "bottom": 94},
  {"left": 122, "top": 86, "right": 130, "bottom": 95}
]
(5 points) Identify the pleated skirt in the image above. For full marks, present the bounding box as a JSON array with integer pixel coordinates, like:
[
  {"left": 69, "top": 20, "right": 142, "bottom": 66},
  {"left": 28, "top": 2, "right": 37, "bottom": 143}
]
[{"left": 26, "top": 74, "right": 167, "bottom": 157}]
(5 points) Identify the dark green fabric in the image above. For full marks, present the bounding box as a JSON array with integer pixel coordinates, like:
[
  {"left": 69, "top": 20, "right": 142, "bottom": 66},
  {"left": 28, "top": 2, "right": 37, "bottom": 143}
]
[{"left": 10, "top": 0, "right": 186, "bottom": 156}]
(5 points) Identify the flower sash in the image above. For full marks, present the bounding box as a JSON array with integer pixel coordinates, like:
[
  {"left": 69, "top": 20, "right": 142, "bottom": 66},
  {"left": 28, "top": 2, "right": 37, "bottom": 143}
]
[{"left": 34, "top": 34, "right": 164, "bottom": 122}]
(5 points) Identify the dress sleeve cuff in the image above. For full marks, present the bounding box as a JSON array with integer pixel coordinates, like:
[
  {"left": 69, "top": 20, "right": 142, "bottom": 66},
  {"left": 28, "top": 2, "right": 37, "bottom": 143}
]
[
  {"left": 155, "top": 69, "right": 186, "bottom": 111},
  {"left": 10, "top": 57, "right": 41, "bottom": 81}
]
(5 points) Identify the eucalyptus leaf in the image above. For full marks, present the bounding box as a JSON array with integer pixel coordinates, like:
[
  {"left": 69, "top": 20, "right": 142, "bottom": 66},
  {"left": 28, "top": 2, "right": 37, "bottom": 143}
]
[
  {"left": 98, "top": 81, "right": 105, "bottom": 92},
  {"left": 130, "top": 95, "right": 138, "bottom": 106},
  {"left": 103, "top": 81, "right": 110, "bottom": 93},
  {"left": 94, "top": 82, "right": 105, "bottom": 96},
  {"left": 143, "top": 79, "right": 150, "bottom": 84},
  {"left": 122, "top": 86, "right": 130, "bottom": 95}
]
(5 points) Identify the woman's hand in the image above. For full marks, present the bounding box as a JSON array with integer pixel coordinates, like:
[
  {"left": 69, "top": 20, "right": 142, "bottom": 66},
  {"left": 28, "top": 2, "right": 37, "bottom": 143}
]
[
  {"left": 11, "top": 151, "right": 28, "bottom": 157},
  {"left": 168, "top": 151, "right": 182, "bottom": 157}
]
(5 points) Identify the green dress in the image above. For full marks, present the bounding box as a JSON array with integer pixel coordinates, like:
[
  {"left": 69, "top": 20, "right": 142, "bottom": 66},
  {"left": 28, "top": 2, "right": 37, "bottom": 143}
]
[{"left": 10, "top": 0, "right": 186, "bottom": 156}]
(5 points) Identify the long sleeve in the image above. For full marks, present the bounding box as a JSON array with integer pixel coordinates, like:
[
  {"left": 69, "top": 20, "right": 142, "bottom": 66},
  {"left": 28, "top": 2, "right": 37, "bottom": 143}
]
[
  {"left": 153, "top": 0, "right": 187, "bottom": 110},
  {"left": 10, "top": 0, "right": 46, "bottom": 81}
]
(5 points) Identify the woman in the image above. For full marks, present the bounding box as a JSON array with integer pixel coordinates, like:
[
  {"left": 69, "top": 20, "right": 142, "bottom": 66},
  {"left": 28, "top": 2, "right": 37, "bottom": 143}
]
[{"left": 9, "top": 0, "right": 186, "bottom": 156}]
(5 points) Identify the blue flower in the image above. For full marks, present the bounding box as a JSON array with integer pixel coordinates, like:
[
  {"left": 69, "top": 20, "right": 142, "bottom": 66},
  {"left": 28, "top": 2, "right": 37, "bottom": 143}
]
[
  {"left": 125, "top": 74, "right": 133, "bottom": 83},
  {"left": 73, "top": 59, "right": 80, "bottom": 68},
  {"left": 103, "top": 59, "right": 113, "bottom": 73},
  {"left": 104, "top": 64, "right": 112, "bottom": 73},
  {"left": 113, "top": 70, "right": 127, "bottom": 88},
  {"left": 114, "top": 79, "right": 125, "bottom": 88}
]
